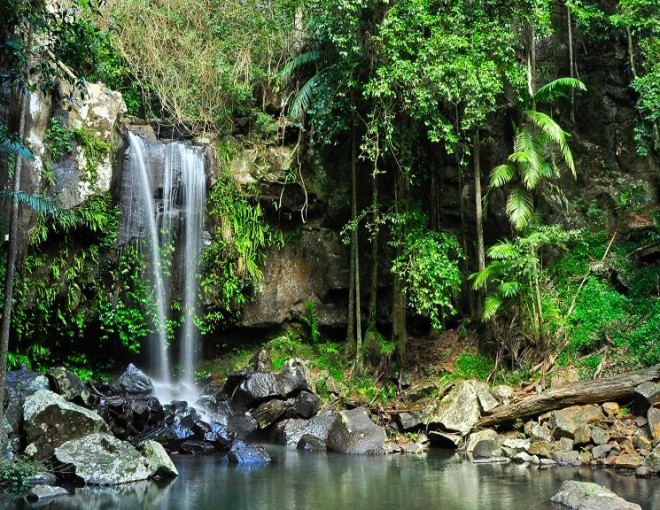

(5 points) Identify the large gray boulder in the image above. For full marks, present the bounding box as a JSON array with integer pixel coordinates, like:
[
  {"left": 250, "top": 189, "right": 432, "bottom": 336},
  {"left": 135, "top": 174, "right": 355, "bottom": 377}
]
[
  {"left": 54, "top": 433, "right": 154, "bottom": 485},
  {"left": 141, "top": 440, "right": 178, "bottom": 478},
  {"left": 47, "top": 367, "right": 90, "bottom": 403},
  {"left": 550, "top": 481, "right": 641, "bottom": 510},
  {"left": 550, "top": 405, "right": 604, "bottom": 439},
  {"left": 23, "top": 389, "right": 110, "bottom": 460},
  {"left": 275, "top": 410, "right": 338, "bottom": 447},
  {"left": 429, "top": 380, "right": 482, "bottom": 436},
  {"left": 635, "top": 382, "right": 660, "bottom": 406},
  {"left": 4, "top": 368, "right": 49, "bottom": 436},
  {"left": 119, "top": 364, "right": 154, "bottom": 395},
  {"left": 326, "top": 407, "right": 386, "bottom": 455}
]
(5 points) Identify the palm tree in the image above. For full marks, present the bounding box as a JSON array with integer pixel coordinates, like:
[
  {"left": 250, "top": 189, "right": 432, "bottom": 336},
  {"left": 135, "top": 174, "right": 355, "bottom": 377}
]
[{"left": 490, "top": 78, "right": 586, "bottom": 230}]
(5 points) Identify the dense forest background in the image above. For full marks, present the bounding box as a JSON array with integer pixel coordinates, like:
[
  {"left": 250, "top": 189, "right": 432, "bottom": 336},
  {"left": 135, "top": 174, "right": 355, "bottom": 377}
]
[{"left": 0, "top": 0, "right": 658, "bottom": 389}]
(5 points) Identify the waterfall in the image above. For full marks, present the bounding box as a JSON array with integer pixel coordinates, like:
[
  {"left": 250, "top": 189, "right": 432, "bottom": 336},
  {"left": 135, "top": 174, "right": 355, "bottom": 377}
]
[{"left": 124, "top": 132, "right": 206, "bottom": 399}]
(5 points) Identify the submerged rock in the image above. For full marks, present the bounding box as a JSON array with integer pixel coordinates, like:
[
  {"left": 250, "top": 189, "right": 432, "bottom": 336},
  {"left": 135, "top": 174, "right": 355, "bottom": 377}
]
[
  {"left": 326, "top": 407, "right": 386, "bottom": 455},
  {"left": 297, "top": 434, "right": 327, "bottom": 452},
  {"left": 54, "top": 433, "right": 154, "bottom": 485},
  {"left": 23, "top": 389, "right": 110, "bottom": 460},
  {"left": 228, "top": 439, "right": 271, "bottom": 465},
  {"left": 550, "top": 480, "right": 641, "bottom": 510},
  {"left": 27, "top": 484, "right": 69, "bottom": 502}
]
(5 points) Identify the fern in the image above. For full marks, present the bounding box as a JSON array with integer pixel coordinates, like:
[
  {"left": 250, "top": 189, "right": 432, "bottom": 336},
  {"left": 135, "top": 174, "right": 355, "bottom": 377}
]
[
  {"left": 506, "top": 188, "right": 534, "bottom": 230},
  {"left": 534, "top": 77, "right": 586, "bottom": 105},
  {"left": 279, "top": 51, "right": 321, "bottom": 80}
]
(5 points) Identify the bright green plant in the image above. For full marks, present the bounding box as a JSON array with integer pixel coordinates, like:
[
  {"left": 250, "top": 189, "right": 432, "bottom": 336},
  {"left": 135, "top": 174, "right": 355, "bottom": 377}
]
[
  {"left": 300, "top": 300, "right": 321, "bottom": 343},
  {"left": 454, "top": 353, "right": 495, "bottom": 381},
  {"left": 0, "top": 459, "right": 39, "bottom": 491}
]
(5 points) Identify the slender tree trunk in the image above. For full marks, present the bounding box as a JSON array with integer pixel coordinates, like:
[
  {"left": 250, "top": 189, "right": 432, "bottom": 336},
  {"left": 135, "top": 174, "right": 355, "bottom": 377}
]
[
  {"left": 567, "top": 5, "right": 576, "bottom": 125},
  {"left": 528, "top": 24, "right": 537, "bottom": 107},
  {"left": 393, "top": 165, "right": 408, "bottom": 362},
  {"left": 474, "top": 130, "right": 485, "bottom": 318},
  {"left": 351, "top": 123, "right": 362, "bottom": 369},
  {"left": 368, "top": 156, "right": 379, "bottom": 329},
  {"left": 0, "top": 89, "right": 29, "bottom": 425}
]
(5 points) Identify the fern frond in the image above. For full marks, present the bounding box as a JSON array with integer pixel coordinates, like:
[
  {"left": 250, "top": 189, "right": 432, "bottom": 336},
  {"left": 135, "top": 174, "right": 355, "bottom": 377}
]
[
  {"left": 487, "top": 240, "right": 518, "bottom": 260},
  {"left": 279, "top": 51, "right": 321, "bottom": 80},
  {"left": 499, "top": 281, "right": 520, "bottom": 297},
  {"left": 470, "top": 265, "right": 492, "bottom": 290},
  {"left": 0, "top": 138, "right": 34, "bottom": 160},
  {"left": 490, "top": 164, "right": 515, "bottom": 188},
  {"left": 506, "top": 188, "right": 534, "bottom": 230},
  {"left": 482, "top": 295, "right": 502, "bottom": 320},
  {"left": 534, "top": 77, "right": 586, "bottom": 105},
  {"left": 289, "top": 73, "right": 321, "bottom": 123},
  {"left": 526, "top": 110, "right": 576, "bottom": 176}
]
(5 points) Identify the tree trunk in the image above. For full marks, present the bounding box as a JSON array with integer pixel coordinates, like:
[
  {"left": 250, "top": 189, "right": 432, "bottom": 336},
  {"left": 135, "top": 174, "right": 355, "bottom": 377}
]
[
  {"left": 528, "top": 24, "right": 537, "bottom": 108},
  {"left": 368, "top": 162, "right": 379, "bottom": 329},
  {"left": 473, "top": 130, "right": 485, "bottom": 318},
  {"left": 351, "top": 123, "right": 362, "bottom": 369},
  {"left": 393, "top": 165, "right": 408, "bottom": 362},
  {"left": 0, "top": 89, "right": 29, "bottom": 425},
  {"left": 567, "top": 5, "right": 576, "bottom": 125},
  {"left": 477, "top": 363, "right": 660, "bottom": 428}
]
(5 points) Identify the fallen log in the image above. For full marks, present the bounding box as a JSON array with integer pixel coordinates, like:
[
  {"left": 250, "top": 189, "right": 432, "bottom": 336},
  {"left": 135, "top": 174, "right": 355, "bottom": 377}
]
[{"left": 476, "top": 363, "right": 660, "bottom": 428}]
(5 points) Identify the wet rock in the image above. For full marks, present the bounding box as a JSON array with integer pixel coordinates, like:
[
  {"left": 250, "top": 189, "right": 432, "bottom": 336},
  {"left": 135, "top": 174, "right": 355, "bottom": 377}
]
[
  {"left": 228, "top": 440, "right": 271, "bottom": 464},
  {"left": 227, "top": 413, "right": 259, "bottom": 439},
  {"left": 25, "top": 472, "right": 58, "bottom": 486},
  {"left": 27, "top": 484, "right": 69, "bottom": 502},
  {"left": 119, "top": 364, "right": 154, "bottom": 395},
  {"left": 274, "top": 411, "right": 338, "bottom": 447},
  {"left": 490, "top": 385, "right": 513, "bottom": 405},
  {"left": 550, "top": 405, "right": 604, "bottom": 439},
  {"left": 204, "top": 422, "right": 234, "bottom": 451},
  {"left": 327, "top": 407, "right": 386, "bottom": 455},
  {"left": 179, "top": 440, "right": 216, "bottom": 455},
  {"left": 54, "top": 433, "right": 154, "bottom": 485},
  {"left": 297, "top": 434, "right": 327, "bottom": 452},
  {"left": 253, "top": 399, "right": 289, "bottom": 429},
  {"left": 293, "top": 391, "right": 321, "bottom": 419},
  {"left": 553, "top": 450, "right": 581, "bottom": 466},
  {"left": 47, "top": 367, "right": 90, "bottom": 404},
  {"left": 513, "top": 452, "right": 536, "bottom": 464},
  {"left": 551, "top": 480, "right": 641, "bottom": 510},
  {"left": 231, "top": 372, "right": 281, "bottom": 410},
  {"left": 142, "top": 440, "right": 178, "bottom": 477},
  {"left": 472, "top": 440, "right": 496, "bottom": 459},
  {"left": 647, "top": 407, "right": 660, "bottom": 441},
  {"left": 278, "top": 359, "right": 314, "bottom": 396},
  {"left": 466, "top": 429, "right": 498, "bottom": 453},
  {"left": 602, "top": 402, "right": 620, "bottom": 417},
  {"left": 428, "top": 380, "right": 482, "bottom": 436},
  {"left": 23, "top": 389, "right": 110, "bottom": 460},
  {"left": 250, "top": 349, "right": 273, "bottom": 372},
  {"left": 642, "top": 446, "right": 660, "bottom": 472},
  {"left": 4, "top": 368, "right": 49, "bottom": 435},
  {"left": 635, "top": 382, "right": 660, "bottom": 406},
  {"left": 613, "top": 453, "right": 643, "bottom": 470},
  {"left": 591, "top": 426, "right": 611, "bottom": 446},
  {"left": 592, "top": 444, "right": 615, "bottom": 460}
]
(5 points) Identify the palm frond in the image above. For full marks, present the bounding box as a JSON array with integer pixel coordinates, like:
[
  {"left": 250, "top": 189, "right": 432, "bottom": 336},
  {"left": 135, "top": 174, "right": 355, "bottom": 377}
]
[
  {"left": 482, "top": 295, "right": 502, "bottom": 320},
  {"left": 512, "top": 127, "right": 543, "bottom": 189},
  {"left": 525, "top": 110, "right": 576, "bottom": 176},
  {"left": 499, "top": 281, "right": 520, "bottom": 297},
  {"left": 0, "top": 190, "right": 78, "bottom": 225},
  {"left": 279, "top": 51, "right": 321, "bottom": 81},
  {"left": 289, "top": 73, "right": 321, "bottom": 123},
  {"left": 0, "top": 138, "right": 34, "bottom": 160},
  {"left": 469, "top": 265, "right": 492, "bottom": 290},
  {"left": 490, "top": 164, "right": 515, "bottom": 188},
  {"left": 487, "top": 240, "right": 518, "bottom": 260},
  {"left": 534, "top": 77, "right": 586, "bottom": 105},
  {"left": 506, "top": 188, "right": 534, "bottom": 230}
]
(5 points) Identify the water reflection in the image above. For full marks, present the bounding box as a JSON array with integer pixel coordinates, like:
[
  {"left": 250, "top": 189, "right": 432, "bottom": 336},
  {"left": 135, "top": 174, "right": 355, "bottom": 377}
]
[{"left": 2, "top": 448, "right": 658, "bottom": 510}]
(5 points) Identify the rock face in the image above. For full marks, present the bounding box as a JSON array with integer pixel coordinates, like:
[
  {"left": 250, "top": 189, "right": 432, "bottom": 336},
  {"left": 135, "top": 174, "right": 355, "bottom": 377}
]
[
  {"left": 326, "top": 407, "right": 386, "bottom": 455},
  {"left": 550, "top": 481, "right": 641, "bottom": 510},
  {"left": 23, "top": 389, "right": 110, "bottom": 460},
  {"left": 54, "top": 433, "right": 154, "bottom": 485}
]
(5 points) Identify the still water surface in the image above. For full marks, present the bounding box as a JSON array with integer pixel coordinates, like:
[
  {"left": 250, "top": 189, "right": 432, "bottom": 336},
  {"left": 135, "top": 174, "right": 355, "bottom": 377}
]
[{"left": 3, "top": 447, "right": 659, "bottom": 509}]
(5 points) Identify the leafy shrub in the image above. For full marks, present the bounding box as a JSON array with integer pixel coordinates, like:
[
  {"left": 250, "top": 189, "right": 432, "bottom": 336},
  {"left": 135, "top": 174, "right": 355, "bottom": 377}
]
[{"left": 454, "top": 353, "right": 494, "bottom": 381}]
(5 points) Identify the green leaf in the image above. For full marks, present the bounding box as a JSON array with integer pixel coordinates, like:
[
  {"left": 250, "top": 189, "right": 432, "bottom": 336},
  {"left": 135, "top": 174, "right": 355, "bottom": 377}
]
[
  {"left": 525, "top": 110, "right": 576, "bottom": 176},
  {"left": 289, "top": 73, "right": 321, "bottom": 123},
  {"left": 487, "top": 240, "right": 517, "bottom": 260},
  {"left": 534, "top": 78, "right": 586, "bottom": 105},
  {"left": 490, "top": 164, "right": 515, "bottom": 187},
  {"left": 506, "top": 188, "right": 534, "bottom": 230},
  {"left": 482, "top": 295, "right": 501, "bottom": 320},
  {"left": 279, "top": 51, "right": 321, "bottom": 80},
  {"left": 499, "top": 281, "right": 520, "bottom": 297}
]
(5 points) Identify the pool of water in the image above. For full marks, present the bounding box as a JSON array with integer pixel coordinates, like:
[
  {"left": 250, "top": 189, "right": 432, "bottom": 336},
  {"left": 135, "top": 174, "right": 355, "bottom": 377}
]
[{"left": 3, "top": 447, "right": 659, "bottom": 509}]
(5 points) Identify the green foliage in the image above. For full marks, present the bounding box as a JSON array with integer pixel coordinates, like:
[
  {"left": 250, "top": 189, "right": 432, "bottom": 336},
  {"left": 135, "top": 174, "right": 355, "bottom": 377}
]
[
  {"left": 453, "top": 353, "right": 494, "bottom": 381},
  {"left": 473, "top": 225, "right": 580, "bottom": 360},
  {"left": 389, "top": 209, "right": 464, "bottom": 329},
  {"left": 198, "top": 174, "right": 283, "bottom": 331},
  {"left": 0, "top": 459, "right": 39, "bottom": 491},
  {"left": 299, "top": 300, "right": 321, "bottom": 343}
]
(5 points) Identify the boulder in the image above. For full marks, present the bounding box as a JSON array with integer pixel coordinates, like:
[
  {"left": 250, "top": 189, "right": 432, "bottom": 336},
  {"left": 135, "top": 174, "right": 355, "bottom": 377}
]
[
  {"left": 602, "top": 402, "right": 620, "bottom": 417},
  {"left": 227, "top": 413, "right": 259, "bottom": 439},
  {"left": 642, "top": 446, "right": 660, "bottom": 473},
  {"left": 278, "top": 359, "right": 314, "bottom": 396},
  {"left": 647, "top": 407, "right": 660, "bottom": 441},
  {"left": 27, "top": 485, "right": 69, "bottom": 502},
  {"left": 274, "top": 411, "right": 338, "bottom": 447},
  {"left": 23, "top": 389, "right": 110, "bottom": 459},
  {"left": 551, "top": 405, "right": 604, "bottom": 439},
  {"left": 326, "top": 407, "right": 386, "bottom": 455},
  {"left": 592, "top": 443, "right": 615, "bottom": 460},
  {"left": 4, "top": 368, "right": 49, "bottom": 435},
  {"left": 474, "top": 382, "right": 499, "bottom": 414},
  {"left": 297, "top": 434, "right": 327, "bottom": 452},
  {"left": 635, "top": 382, "right": 660, "bottom": 406},
  {"left": 428, "top": 380, "right": 482, "bottom": 436},
  {"left": 472, "top": 440, "right": 496, "bottom": 459},
  {"left": 227, "top": 440, "right": 271, "bottom": 464},
  {"left": 179, "top": 440, "right": 216, "bottom": 455},
  {"left": 204, "top": 422, "right": 234, "bottom": 450},
  {"left": 528, "top": 441, "right": 553, "bottom": 458},
  {"left": 250, "top": 349, "right": 273, "bottom": 372},
  {"left": 466, "top": 429, "right": 498, "bottom": 453},
  {"left": 119, "top": 364, "right": 154, "bottom": 395},
  {"left": 141, "top": 440, "right": 178, "bottom": 477},
  {"left": 553, "top": 451, "right": 581, "bottom": 466},
  {"left": 612, "top": 453, "right": 643, "bottom": 470},
  {"left": 397, "top": 406, "right": 435, "bottom": 431},
  {"left": 253, "top": 399, "right": 289, "bottom": 429},
  {"left": 591, "top": 426, "right": 611, "bottom": 446},
  {"left": 293, "top": 391, "right": 321, "bottom": 419},
  {"left": 54, "top": 433, "right": 154, "bottom": 485},
  {"left": 550, "top": 480, "right": 641, "bottom": 510},
  {"left": 573, "top": 424, "right": 591, "bottom": 446},
  {"left": 490, "top": 385, "right": 513, "bottom": 405},
  {"left": 47, "top": 367, "right": 90, "bottom": 404},
  {"left": 230, "top": 372, "right": 282, "bottom": 410}
]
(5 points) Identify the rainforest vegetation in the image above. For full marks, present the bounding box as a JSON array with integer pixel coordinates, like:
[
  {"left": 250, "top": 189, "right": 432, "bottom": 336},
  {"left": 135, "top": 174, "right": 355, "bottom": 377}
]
[{"left": 0, "top": 0, "right": 659, "bottom": 397}]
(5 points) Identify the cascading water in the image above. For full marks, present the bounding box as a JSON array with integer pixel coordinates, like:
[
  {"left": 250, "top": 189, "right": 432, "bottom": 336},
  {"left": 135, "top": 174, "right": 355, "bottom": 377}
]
[
  {"left": 126, "top": 132, "right": 171, "bottom": 385},
  {"left": 124, "top": 132, "right": 206, "bottom": 401}
]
